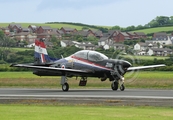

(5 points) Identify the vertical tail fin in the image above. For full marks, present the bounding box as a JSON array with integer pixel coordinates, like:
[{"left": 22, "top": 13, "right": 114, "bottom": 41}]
[{"left": 34, "top": 39, "right": 51, "bottom": 64}]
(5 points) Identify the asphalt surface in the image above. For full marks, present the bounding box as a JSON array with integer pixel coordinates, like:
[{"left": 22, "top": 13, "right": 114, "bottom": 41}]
[{"left": 0, "top": 88, "right": 173, "bottom": 107}]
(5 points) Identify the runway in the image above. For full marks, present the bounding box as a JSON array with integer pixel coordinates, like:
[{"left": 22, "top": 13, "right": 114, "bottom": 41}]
[{"left": 0, "top": 88, "right": 173, "bottom": 106}]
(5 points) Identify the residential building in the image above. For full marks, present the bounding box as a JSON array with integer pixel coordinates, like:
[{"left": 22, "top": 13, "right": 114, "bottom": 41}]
[
  {"left": 134, "top": 32, "right": 147, "bottom": 39},
  {"left": 152, "top": 34, "right": 173, "bottom": 45},
  {"left": 37, "top": 26, "right": 52, "bottom": 34},
  {"left": 14, "top": 32, "right": 37, "bottom": 42},
  {"left": 114, "top": 32, "right": 130, "bottom": 42},
  {"left": 98, "top": 37, "right": 113, "bottom": 47},
  {"left": 60, "top": 27, "right": 77, "bottom": 34},
  {"left": 147, "top": 48, "right": 173, "bottom": 56},
  {"left": 28, "top": 25, "right": 37, "bottom": 33}
]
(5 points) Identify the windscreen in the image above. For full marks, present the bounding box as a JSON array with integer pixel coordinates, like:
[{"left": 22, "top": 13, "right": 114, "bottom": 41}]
[{"left": 88, "top": 51, "right": 108, "bottom": 61}]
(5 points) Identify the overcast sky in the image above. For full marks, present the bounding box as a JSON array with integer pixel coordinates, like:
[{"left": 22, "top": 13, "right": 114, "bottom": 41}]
[{"left": 0, "top": 0, "right": 173, "bottom": 27}]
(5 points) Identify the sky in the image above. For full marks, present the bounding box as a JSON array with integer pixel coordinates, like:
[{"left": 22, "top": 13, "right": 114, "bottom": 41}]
[{"left": 0, "top": 0, "right": 173, "bottom": 27}]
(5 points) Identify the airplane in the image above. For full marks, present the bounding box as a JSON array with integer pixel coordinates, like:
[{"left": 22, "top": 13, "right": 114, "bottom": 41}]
[{"left": 10, "top": 38, "right": 166, "bottom": 92}]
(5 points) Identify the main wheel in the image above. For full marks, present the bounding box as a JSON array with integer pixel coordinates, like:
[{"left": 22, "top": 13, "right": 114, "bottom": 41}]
[
  {"left": 120, "top": 84, "right": 125, "bottom": 91},
  {"left": 62, "top": 83, "right": 69, "bottom": 91},
  {"left": 111, "top": 82, "right": 118, "bottom": 91}
]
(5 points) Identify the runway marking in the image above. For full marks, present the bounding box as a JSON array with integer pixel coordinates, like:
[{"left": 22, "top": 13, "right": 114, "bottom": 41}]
[{"left": 0, "top": 95, "right": 173, "bottom": 99}]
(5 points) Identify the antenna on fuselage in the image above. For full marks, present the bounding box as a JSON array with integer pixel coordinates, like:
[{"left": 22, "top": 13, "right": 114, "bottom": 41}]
[{"left": 61, "top": 55, "right": 64, "bottom": 58}]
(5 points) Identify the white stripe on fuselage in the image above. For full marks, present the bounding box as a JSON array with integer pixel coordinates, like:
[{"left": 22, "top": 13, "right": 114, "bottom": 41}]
[{"left": 65, "top": 56, "right": 111, "bottom": 71}]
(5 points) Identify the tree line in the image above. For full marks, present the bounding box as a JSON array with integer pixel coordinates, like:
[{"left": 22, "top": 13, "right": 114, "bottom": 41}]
[
  {"left": 46, "top": 16, "right": 173, "bottom": 33},
  {"left": 110, "top": 16, "right": 173, "bottom": 32}
]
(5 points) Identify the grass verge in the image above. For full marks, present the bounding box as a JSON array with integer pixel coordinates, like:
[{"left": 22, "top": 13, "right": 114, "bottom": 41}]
[
  {"left": 0, "top": 104, "right": 173, "bottom": 120},
  {"left": 0, "top": 71, "right": 173, "bottom": 89}
]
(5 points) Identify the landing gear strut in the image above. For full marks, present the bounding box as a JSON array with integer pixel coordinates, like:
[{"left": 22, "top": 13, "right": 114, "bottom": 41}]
[
  {"left": 119, "top": 77, "right": 125, "bottom": 91},
  {"left": 61, "top": 76, "right": 69, "bottom": 91}
]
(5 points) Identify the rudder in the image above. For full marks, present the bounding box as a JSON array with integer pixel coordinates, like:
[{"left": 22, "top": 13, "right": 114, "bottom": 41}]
[{"left": 34, "top": 38, "right": 51, "bottom": 64}]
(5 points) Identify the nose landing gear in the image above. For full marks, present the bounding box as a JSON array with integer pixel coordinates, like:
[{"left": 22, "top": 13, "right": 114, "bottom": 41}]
[{"left": 111, "top": 76, "right": 125, "bottom": 91}]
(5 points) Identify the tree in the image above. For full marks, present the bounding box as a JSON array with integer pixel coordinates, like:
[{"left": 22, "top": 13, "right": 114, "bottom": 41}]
[
  {"left": 148, "top": 16, "right": 171, "bottom": 27},
  {"left": 98, "top": 27, "right": 108, "bottom": 33},
  {"left": 50, "top": 35, "right": 60, "bottom": 47},
  {"left": 148, "top": 19, "right": 159, "bottom": 27},
  {"left": 87, "top": 36, "right": 97, "bottom": 41},
  {"left": 0, "top": 31, "right": 16, "bottom": 61},
  {"left": 111, "top": 25, "right": 121, "bottom": 30},
  {"left": 125, "top": 25, "right": 135, "bottom": 31},
  {"left": 169, "top": 16, "right": 173, "bottom": 25},
  {"left": 156, "top": 16, "right": 170, "bottom": 26},
  {"left": 136, "top": 25, "right": 144, "bottom": 30}
]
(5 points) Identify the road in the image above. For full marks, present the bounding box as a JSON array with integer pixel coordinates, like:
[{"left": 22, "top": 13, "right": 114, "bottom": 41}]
[{"left": 0, "top": 88, "right": 173, "bottom": 106}]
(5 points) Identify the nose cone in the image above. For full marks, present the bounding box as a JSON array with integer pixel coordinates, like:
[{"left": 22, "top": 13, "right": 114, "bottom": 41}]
[{"left": 122, "top": 60, "right": 132, "bottom": 68}]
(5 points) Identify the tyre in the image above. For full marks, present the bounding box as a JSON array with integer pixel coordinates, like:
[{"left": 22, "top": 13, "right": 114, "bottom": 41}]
[
  {"left": 62, "top": 83, "right": 69, "bottom": 91},
  {"left": 111, "top": 82, "right": 118, "bottom": 91},
  {"left": 120, "top": 84, "right": 125, "bottom": 91}
]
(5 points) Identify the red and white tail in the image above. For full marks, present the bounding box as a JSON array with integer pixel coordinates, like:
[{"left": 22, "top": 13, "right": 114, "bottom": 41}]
[{"left": 34, "top": 39, "right": 52, "bottom": 64}]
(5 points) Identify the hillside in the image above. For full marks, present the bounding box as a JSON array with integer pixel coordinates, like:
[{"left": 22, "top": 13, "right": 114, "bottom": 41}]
[
  {"left": 0, "top": 22, "right": 111, "bottom": 30},
  {"left": 133, "top": 26, "right": 173, "bottom": 34},
  {"left": 1, "top": 22, "right": 173, "bottom": 35}
]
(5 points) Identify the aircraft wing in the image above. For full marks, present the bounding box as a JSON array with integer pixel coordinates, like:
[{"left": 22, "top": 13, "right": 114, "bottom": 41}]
[
  {"left": 127, "top": 64, "right": 166, "bottom": 71},
  {"left": 10, "top": 64, "right": 91, "bottom": 74}
]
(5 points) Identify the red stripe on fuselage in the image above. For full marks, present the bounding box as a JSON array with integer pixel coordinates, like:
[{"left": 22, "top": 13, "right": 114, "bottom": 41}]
[{"left": 71, "top": 55, "right": 111, "bottom": 71}]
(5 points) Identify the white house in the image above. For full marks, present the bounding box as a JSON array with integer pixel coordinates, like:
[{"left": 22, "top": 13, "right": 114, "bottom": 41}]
[
  {"left": 147, "top": 48, "right": 173, "bottom": 56},
  {"left": 103, "top": 43, "right": 125, "bottom": 50},
  {"left": 134, "top": 42, "right": 148, "bottom": 51},
  {"left": 25, "top": 42, "right": 35, "bottom": 48},
  {"left": 103, "top": 44, "right": 110, "bottom": 50},
  {"left": 134, "top": 42, "right": 161, "bottom": 51},
  {"left": 60, "top": 40, "right": 75, "bottom": 47},
  {"left": 76, "top": 43, "right": 95, "bottom": 50},
  {"left": 98, "top": 37, "right": 113, "bottom": 46},
  {"left": 152, "top": 36, "right": 173, "bottom": 45}
]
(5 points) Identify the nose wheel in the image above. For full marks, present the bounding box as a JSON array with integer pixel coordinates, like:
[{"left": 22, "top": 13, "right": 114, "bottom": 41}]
[
  {"left": 111, "top": 82, "right": 125, "bottom": 91},
  {"left": 120, "top": 84, "right": 125, "bottom": 91},
  {"left": 111, "top": 82, "right": 118, "bottom": 91}
]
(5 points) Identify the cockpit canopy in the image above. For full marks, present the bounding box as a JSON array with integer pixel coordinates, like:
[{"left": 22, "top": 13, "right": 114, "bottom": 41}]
[{"left": 73, "top": 50, "right": 108, "bottom": 61}]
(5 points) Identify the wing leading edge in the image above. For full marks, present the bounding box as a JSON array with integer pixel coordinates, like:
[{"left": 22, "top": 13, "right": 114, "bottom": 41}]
[
  {"left": 10, "top": 64, "right": 90, "bottom": 74},
  {"left": 127, "top": 64, "right": 166, "bottom": 71}
]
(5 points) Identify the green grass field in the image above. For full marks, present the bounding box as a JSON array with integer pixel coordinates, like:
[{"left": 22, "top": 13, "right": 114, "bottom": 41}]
[
  {"left": 0, "top": 22, "right": 110, "bottom": 30},
  {"left": 0, "top": 23, "right": 83, "bottom": 29},
  {"left": 133, "top": 26, "right": 173, "bottom": 34},
  {"left": 0, "top": 71, "right": 173, "bottom": 120},
  {"left": 0, "top": 105, "right": 172, "bottom": 120},
  {"left": 2, "top": 22, "right": 173, "bottom": 34},
  {"left": 0, "top": 71, "right": 173, "bottom": 89}
]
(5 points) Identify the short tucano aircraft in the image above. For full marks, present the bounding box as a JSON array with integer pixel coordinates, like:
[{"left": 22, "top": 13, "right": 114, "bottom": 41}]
[{"left": 11, "top": 39, "right": 165, "bottom": 91}]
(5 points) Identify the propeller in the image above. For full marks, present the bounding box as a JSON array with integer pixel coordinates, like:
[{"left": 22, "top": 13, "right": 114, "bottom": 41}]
[{"left": 111, "top": 50, "right": 140, "bottom": 83}]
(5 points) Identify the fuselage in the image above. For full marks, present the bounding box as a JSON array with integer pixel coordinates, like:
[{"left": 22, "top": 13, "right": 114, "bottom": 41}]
[{"left": 33, "top": 50, "right": 131, "bottom": 81}]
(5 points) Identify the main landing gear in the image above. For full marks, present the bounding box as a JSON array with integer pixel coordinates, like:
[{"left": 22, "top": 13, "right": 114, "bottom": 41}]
[
  {"left": 60, "top": 76, "right": 88, "bottom": 91},
  {"left": 61, "top": 76, "right": 69, "bottom": 91}
]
